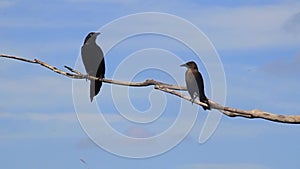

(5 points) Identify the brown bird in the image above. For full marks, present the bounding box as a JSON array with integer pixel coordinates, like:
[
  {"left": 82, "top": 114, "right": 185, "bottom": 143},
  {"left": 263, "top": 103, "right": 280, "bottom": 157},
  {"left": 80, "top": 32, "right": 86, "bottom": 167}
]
[
  {"left": 81, "top": 32, "right": 105, "bottom": 102},
  {"left": 181, "top": 61, "right": 210, "bottom": 110}
]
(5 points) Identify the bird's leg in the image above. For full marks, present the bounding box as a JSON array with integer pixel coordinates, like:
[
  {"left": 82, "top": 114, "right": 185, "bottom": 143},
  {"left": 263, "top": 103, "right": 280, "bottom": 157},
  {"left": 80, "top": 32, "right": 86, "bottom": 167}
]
[
  {"left": 191, "top": 97, "right": 195, "bottom": 105},
  {"left": 83, "top": 74, "right": 89, "bottom": 82}
]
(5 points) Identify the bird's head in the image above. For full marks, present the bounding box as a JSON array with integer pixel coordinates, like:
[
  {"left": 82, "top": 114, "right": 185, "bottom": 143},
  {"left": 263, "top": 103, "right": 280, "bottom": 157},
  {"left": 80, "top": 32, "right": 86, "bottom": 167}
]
[
  {"left": 180, "top": 61, "right": 198, "bottom": 70},
  {"left": 84, "top": 32, "right": 101, "bottom": 44}
]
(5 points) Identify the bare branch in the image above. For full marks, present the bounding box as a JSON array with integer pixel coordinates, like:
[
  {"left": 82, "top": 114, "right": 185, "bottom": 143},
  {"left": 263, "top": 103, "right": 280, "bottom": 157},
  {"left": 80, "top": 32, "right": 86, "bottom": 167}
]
[
  {"left": 156, "top": 86, "right": 300, "bottom": 124},
  {"left": 1, "top": 53, "right": 300, "bottom": 124},
  {"left": 64, "top": 65, "right": 186, "bottom": 90},
  {"left": 0, "top": 54, "right": 37, "bottom": 63}
]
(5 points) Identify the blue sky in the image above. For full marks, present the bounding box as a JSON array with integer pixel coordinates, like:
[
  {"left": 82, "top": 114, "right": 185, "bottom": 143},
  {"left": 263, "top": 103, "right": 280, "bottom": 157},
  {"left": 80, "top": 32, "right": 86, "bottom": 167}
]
[{"left": 1, "top": 0, "right": 300, "bottom": 169}]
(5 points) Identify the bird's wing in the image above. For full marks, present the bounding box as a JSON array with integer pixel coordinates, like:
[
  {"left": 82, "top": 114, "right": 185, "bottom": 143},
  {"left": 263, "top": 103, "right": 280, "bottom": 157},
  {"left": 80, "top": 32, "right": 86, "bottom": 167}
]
[
  {"left": 186, "top": 70, "right": 199, "bottom": 99},
  {"left": 81, "top": 44, "right": 104, "bottom": 76},
  {"left": 194, "top": 70, "right": 207, "bottom": 101},
  {"left": 96, "top": 51, "right": 105, "bottom": 78}
]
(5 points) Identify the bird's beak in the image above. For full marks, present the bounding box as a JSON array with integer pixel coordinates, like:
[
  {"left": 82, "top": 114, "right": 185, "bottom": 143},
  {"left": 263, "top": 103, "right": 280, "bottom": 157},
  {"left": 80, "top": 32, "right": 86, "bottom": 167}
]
[
  {"left": 95, "top": 32, "right": 101, "bottom": 36},
  {"left": 180, "top": 63, "right": 187, "bottom": 67}
]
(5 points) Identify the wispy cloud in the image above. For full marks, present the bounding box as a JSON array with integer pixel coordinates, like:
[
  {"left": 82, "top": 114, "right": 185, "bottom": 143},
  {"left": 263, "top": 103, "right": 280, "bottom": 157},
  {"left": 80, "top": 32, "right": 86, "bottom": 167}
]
[
  {"left": 0, "top": 112, "right": 76, "bottom": 122},
  {"left": 0, "top": 111, "right": 124, "bottom": 141},
  {"left": 0, "top": 75, "right": 72, "bottom": 110},
  {"left": 191, "top": 3, "right": 300, "bottom": 50},
  {"left": 0, "top": 1, "right": 15, "bottom": 8},
  {"left": 2, "top": 1, "right": 300, "bottom": 52},
  {"left": 261, "top": 54, "right": 300, "bottom": 76},
  {"left": 0, "top": 111, "right": 79, "bottom": 141},
  {"left": 97, "top": 2, "right": 300, "bottom": 51},
  {"left": 67, "top": 0, "right": 141, "bottom": 3},
  {"left": 225, "top": 60, "right": 300, "bottom": 114},
  {"left": 76, "top": 137, "right": 97, "bottom": 149},
  {"left": 179, "top": 163, "right": 271, "bottom": 169},
  {"left": 283, "top": 12, "right": 300, "bottom": 35}
]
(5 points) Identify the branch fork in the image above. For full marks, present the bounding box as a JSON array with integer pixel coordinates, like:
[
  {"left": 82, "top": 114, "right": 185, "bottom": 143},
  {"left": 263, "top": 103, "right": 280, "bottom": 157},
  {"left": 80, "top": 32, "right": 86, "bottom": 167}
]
[{"left": 1, "top": 53, "right": 300, "bottom": 124}]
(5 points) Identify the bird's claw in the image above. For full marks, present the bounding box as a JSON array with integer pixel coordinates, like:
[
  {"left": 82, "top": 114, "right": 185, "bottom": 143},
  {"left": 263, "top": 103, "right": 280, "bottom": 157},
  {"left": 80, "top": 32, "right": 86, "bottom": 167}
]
[{"left": 84, "top": 74, "right": 89, "bottom": 81}]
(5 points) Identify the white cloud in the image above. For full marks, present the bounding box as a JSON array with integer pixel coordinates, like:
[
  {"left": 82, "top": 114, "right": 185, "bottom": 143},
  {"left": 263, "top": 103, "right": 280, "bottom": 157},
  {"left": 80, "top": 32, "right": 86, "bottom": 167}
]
[
  {"left": 93, "top": 2, "right": 300, "bottom": 52},
  {"left": 2, "top": 1, "right": 299, "bottom": 52},
  {"left": 0, "top": 1, "right": 15, "bottom": 8},
  {"left": 283, "top": 12, "right": 300, "bottom": 35},
  {"left": 0, "top": 112, "right": 76, "bottom": 122},
  {"left": 86, "top": 1, "right": 300, "bottom": 51},
  {"left": 190, "top": 3, "right": 300, "bottom": 50},
  {"left": 261, "top": 54, "right": 300, "bottom": 76},
  {"left": 0, "top": 111, "right": 79, "bottom": 141},
  {"left": 67, "top": 0, "right": 140, "bottom": 3},
  {"left": 179, "top": 163, "right": 271, "bottom": 169},
  {"left": 0, "top": 111, "right": 124, "bottom": 141},
  {"left": 0, "top": 74, "right": 72, "bottom": 109}
]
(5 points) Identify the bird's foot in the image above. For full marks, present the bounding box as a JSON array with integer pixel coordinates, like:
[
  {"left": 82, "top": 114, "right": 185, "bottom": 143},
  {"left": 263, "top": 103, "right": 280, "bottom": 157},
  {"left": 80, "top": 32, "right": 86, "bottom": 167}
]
[
  {"left": 191, "top": 98, "right": 195, "bottom": 105},
  {"left": 84, "top": 74, "right": 89, "bottom": 82}
]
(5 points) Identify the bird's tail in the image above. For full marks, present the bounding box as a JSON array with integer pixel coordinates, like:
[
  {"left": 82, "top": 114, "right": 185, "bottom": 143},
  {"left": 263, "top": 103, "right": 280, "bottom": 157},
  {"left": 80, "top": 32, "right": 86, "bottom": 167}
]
[{"left": 89, "top": 80, "right": 102, "bottom": 102}]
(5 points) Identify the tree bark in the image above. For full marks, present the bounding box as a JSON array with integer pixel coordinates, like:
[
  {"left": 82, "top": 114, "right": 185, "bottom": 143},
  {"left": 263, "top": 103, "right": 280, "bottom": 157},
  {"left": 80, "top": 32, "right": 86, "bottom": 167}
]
[{"left": 1, "top": 53, "right": 300, "bottom": 124}]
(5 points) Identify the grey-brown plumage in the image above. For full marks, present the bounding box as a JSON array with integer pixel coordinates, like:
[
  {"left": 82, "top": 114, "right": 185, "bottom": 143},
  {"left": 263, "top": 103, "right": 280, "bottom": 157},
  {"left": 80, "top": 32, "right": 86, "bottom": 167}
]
[
  {"left": 181, "top": 61, "right": 210, "bottom": 110},
  {"left": 81, "top": 32, "right": 105, "bottom": 102}
]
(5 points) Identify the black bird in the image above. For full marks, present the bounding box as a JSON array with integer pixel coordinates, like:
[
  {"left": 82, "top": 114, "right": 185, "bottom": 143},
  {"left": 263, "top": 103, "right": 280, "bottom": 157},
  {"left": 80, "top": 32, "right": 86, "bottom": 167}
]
[
  {"left": 81, "top": 32, "right": 105, "bottom": 102},
  {"left": 181, "top": 61, "right": 210, "bottom": 110}
]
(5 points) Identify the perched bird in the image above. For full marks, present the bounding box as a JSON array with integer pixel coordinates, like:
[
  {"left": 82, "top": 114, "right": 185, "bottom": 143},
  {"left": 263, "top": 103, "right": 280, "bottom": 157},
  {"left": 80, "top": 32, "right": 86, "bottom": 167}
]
[
  {"left": 181, "top": 61, "right": 210, "bottom": 110},
  {"left": 81, "top": 32, "right": 105, "bottom": 102}
]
